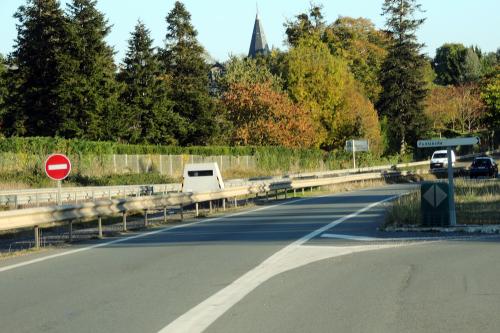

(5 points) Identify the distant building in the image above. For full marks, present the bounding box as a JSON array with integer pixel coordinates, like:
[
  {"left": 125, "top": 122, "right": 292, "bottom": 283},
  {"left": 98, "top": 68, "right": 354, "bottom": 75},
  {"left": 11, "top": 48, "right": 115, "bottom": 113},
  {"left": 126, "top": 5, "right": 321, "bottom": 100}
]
[{"left": 248, "top": 12, "right": 269, "bottom": 58}]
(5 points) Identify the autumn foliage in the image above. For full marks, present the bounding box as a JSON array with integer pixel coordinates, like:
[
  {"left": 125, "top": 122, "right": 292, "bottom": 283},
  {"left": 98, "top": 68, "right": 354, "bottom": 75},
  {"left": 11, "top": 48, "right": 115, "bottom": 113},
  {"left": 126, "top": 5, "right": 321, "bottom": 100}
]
[{"left": 222, "top": 82, "right": 316, "bottom": 148}]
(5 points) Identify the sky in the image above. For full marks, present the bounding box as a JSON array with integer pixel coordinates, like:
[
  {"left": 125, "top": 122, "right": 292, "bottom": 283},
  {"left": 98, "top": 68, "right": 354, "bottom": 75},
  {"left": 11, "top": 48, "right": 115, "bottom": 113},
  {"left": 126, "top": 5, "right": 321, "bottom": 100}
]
[{"left": 1, "top": 0, "right": 499, "bottom": 63}]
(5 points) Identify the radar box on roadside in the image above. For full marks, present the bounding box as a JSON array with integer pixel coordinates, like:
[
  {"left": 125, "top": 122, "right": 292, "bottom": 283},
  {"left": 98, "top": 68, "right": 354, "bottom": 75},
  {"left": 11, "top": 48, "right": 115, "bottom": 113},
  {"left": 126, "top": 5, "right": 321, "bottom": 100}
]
[{"left": 181, "top": 163, "right": 225, "bottom": 193}]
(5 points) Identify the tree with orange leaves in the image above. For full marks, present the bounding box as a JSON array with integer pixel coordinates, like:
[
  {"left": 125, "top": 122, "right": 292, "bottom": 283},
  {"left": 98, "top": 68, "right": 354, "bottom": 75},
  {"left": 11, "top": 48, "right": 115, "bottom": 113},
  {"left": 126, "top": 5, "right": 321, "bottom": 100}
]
[{"left": 222, "top": 82, "right": 316, "bottom": 148}]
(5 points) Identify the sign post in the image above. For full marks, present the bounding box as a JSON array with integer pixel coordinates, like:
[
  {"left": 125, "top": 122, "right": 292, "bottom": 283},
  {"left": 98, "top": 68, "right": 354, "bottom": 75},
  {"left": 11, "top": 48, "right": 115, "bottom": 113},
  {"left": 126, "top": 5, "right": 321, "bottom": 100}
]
[
  {"left": 45, "top": 154, "right": 72, "bottom": 205},
  {"left": 417, "top": 137, "right": 480, "bottom": 226},
  {"left": 345, "top": 139, "right": 369, "bottom": 169}
]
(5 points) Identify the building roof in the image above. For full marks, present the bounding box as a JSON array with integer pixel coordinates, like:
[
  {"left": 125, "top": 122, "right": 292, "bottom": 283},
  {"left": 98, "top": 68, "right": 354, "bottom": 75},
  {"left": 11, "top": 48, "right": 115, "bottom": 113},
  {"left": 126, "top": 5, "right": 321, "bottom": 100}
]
[{"left": 248, "top": 13, "right": 269, "bottom": 58}]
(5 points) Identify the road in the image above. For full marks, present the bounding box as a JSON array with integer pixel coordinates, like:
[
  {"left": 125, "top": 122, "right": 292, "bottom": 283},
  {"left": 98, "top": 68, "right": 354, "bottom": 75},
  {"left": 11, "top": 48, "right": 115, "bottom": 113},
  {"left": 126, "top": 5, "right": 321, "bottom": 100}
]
[{"left": 0, "top": 184, "right": 499, "bottom": 333}]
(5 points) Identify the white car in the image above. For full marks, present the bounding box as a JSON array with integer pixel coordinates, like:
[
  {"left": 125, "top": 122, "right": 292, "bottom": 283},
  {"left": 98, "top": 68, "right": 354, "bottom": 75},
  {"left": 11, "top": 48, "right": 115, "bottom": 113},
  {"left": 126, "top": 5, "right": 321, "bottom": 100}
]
[{"left": 430, "top": 150, "right": 456, "bottom": 169}]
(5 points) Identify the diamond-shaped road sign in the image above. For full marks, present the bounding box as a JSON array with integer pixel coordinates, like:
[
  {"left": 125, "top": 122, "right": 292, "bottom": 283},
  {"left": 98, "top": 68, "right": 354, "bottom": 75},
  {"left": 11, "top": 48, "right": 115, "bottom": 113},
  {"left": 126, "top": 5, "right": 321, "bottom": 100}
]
[
  {"left": 423, "top": 184, "right": 448, "bottom": 208},
  {"left": 421, "top": 182, "right": 450, "bottom": 227}
]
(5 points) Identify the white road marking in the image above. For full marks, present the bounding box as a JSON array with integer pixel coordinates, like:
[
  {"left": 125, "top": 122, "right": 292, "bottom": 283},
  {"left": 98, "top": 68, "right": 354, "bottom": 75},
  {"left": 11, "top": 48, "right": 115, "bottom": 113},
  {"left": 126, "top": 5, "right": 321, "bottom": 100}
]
[
  {"left": 47, "top": 163, "right": 68, "bottom": 171},
  {"left": 321, "top": 233, "right": 492, "bottom": 242},
  {"left": 320, "top": 233, "right": 434, "bottom": 241},
  {"left": 0, "top": 196, "right": 317, "bottom": 273},
  {"left": 158, "top": 195, "right": 400, "bottom": 333}
]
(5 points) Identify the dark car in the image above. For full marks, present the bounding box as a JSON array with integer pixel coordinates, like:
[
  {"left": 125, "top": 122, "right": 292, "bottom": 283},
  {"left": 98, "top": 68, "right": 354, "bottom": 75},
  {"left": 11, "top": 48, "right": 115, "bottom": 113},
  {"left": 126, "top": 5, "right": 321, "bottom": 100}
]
[{"left": 469, "top": 157, "right": 498, "bottom": 179}]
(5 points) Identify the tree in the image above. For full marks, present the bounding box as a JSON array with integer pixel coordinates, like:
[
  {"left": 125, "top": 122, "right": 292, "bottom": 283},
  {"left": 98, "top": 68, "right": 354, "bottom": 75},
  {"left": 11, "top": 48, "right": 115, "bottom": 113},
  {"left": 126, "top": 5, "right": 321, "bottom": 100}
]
[
  {"left": 0, "top": 54, "right": 7, "bottom": 131},
  {"left": 433, "top": 44, "right": 482, "bottom": 85},
  {"left": 287, "top": 37, "right": 382, "bottom": 151},
  {"left": 481, "top": 68, "right": 500, "bottom": 130},
  {"left": 222, "top": 82, "right": 316, "bottom": 148},
  {"left": 425, "top": 86, "right": 458, "bottom": 136},
  {"left": 4, "top": 0, "right": 69, "bottom": 136},
  {"left": 377, "top": 0, "right": 429, "bottom": 155},
  {"left": 118, "top": 21, "right": 184, "bottom": 145},
  {"left": 162, "top": 1, "right": 217, "bottom": 145},
  {"left": 217, "top": 56, "right": 284, "bottom": 94},
  {"left": 323, "top": 17, "right": 390, "bottom": 103},
  {"left": 287, "top": 37, "right": 349, "bottom": 148},
  {"left": 333, "top": 83, "right": 384, "bottom": 155},
  {"left": 425, "top": 84, "right": 485, "bottom": 135},
  {"left": 61, "top": 0, "right": 122, "bottom": 140},
  {"left": 284, "top": 3, "right": 325, "bottom": 47},
  {"left": 462, "top": 48, "right": 482, "bottom": 83}
]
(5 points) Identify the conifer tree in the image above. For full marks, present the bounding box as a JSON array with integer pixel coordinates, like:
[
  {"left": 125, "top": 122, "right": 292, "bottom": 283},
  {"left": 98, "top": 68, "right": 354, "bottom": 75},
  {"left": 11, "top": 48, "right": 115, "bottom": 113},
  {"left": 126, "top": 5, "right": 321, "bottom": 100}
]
[
  {"left": 4, "top": 0, "right": 69, "bottom": 136},
  {"left": 377, "top": 0, "right": 429, "bottom": 154},
  {"left": 162, "top": 1, "right": 217, "bottom": 145},
  {"left": 61, "top": 0, "right": 122, "bottom": 140},
  {"left": 0, "top": 54, "right": 7, "bottom": 129},
  {"left": 118, "top": 21, "right": 184, "bottom": 144}
]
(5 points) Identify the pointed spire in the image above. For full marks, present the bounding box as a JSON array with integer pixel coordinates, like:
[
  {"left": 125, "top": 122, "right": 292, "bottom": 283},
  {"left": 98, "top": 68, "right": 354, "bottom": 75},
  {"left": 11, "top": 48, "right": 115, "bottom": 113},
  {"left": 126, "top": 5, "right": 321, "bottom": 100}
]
[{"left": 248, "top": 8, "right": 269, "bottom": 58}]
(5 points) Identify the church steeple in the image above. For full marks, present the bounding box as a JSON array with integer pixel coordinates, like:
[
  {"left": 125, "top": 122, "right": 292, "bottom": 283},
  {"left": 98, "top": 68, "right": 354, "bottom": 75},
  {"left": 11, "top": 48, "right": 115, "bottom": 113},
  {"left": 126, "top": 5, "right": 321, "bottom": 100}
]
[{"left": 248, "top": 10, "right": 269, "bottom": 58}]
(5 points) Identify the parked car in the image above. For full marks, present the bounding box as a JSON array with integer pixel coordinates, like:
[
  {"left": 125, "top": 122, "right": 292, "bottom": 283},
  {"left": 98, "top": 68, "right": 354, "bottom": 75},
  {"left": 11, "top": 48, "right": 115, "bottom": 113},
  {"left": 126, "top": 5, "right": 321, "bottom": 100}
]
[
  {"left": 469, "top": 157, "right": 498, "bottom": 178},
  {"left": 430, "top": 150, "right": 456, "bottom": 169}
]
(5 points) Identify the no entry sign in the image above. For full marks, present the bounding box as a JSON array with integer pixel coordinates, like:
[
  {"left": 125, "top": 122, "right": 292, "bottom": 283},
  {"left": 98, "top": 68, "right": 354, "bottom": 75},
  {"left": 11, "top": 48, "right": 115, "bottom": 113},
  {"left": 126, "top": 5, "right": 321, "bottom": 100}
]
[{"left": 45, "top": 154, "right": 71, "bottom": 181}]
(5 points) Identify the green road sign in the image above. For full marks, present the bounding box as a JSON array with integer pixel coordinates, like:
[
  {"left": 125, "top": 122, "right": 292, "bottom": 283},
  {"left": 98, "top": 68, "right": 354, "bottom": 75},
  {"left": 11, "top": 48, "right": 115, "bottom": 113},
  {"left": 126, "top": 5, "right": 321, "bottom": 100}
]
[{"left": 421, "top": 182, "right": 450, "bottom": 227}]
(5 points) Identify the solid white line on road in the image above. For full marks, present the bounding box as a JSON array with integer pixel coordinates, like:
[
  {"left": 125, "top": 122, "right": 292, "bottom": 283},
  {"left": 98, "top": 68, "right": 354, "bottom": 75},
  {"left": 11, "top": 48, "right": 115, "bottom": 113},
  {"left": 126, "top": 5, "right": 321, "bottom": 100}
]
[
  {"left": 0, "top": 195, "right": 318, "bottom": 274},
  {"left": 158, "top": 195, "right": 400, "bottom": 333},
  {"left": 320, "top": 233, "right": 493, "bottom": 242},
  {"left": 47, "top": 164, "right": 68, "bottom": 171}
]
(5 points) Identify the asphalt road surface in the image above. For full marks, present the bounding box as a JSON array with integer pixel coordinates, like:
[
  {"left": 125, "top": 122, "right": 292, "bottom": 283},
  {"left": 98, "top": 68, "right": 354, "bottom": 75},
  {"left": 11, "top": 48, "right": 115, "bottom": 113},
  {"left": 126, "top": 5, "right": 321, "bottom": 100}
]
[{"left": 1, "top": 184, "right": 499, "bottom": 333}]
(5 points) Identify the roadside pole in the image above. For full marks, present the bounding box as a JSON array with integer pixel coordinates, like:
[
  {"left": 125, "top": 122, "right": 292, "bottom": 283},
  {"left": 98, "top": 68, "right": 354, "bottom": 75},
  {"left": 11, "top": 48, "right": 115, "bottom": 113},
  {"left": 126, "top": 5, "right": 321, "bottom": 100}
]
[
  {"left": 57, "top": 180, "right": 62, "bottom": 206},
  {"left": 353, "top": 144, "right": 356, "bottom": 169},
  {"left": 447, "top": 146, "right": 457, "bottom": 226}
]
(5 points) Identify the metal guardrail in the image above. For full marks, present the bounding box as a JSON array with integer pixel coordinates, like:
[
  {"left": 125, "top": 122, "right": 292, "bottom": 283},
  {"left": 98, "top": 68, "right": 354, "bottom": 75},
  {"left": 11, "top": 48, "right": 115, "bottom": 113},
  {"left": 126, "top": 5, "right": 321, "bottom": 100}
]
[
  {"left": 0, "top": 184, "right": 181, "bottom": 208},
  {"left": 0, "top": 169, "right": 424, "bottom": 237}
]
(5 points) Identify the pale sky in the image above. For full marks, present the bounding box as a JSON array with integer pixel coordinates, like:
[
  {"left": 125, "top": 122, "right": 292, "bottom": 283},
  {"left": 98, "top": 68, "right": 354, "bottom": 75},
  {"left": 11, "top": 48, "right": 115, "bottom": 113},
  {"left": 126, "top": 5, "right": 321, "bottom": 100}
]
[{"left": 1, "top": 0, "right": 499, "bottom": 63}]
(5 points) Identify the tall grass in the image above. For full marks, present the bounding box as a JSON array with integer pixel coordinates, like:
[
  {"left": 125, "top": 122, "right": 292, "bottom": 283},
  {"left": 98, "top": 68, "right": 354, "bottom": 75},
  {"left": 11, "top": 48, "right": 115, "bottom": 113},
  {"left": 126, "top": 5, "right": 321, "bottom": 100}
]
[{"left": 385, "top": 179, "right": 500, "bottom": 226}]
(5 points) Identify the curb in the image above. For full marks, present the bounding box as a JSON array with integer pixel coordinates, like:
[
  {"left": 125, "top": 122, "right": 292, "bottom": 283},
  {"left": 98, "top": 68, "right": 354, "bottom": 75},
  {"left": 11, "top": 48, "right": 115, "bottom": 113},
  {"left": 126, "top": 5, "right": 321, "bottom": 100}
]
[{"left": 384, "top": 225, "right": 500, "bottom": 234}]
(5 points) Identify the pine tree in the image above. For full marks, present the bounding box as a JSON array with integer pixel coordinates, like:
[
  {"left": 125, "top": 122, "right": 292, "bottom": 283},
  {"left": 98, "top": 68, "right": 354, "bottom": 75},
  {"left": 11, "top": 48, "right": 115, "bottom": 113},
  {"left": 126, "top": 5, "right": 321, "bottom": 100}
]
[
  {"left": 61, "top": 0, "right": 122, "bottom": 140},
  {"left": 4, "top": 0, "right": 69, "bottom": 136},
  {"left": 161, "top": 1, "right": 217, "bottom": 145},
  {"left": 118, "top": 21, "right": 184, "bottom": 145},
  {"left": 0, "top": 54, "right": 7, "bottom": 129},
  {"left": 377, "top": 0, "right": 429, "bottom": 155}
]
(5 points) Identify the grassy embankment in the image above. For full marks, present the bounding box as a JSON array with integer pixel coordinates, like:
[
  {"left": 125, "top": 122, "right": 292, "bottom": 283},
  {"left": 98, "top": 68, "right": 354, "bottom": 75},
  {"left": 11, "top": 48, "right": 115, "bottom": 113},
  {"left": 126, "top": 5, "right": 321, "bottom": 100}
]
[
  {"left": 385, "top": 178, "right": 500, "bottom": 226},
  {"left": 0, "top": 137, "right": 411, "bottom": 189}
]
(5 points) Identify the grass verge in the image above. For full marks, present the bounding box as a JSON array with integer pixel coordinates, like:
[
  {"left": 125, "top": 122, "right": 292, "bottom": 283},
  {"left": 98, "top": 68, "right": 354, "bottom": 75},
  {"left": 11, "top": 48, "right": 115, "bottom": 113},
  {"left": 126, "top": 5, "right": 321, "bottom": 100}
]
[{"left": 385, "top": 178, "right": 500, "bottom": 226}]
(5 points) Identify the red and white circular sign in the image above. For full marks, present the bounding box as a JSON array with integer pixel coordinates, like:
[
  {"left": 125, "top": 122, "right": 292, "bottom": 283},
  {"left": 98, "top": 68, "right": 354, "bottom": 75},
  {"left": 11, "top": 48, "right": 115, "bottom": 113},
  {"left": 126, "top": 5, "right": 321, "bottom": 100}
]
[{"left": 45, "top": 154, "right": 72, "bottom": 181}]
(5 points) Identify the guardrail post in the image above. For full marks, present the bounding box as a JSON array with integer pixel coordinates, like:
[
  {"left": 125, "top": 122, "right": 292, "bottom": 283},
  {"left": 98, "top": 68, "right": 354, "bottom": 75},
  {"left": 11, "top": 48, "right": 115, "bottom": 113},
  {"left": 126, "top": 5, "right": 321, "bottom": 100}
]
[
  {"left": 34, "top": 226, "right": 40, "bottom": 249},
  {"left": 122, "top": 212, "right": 127, "bottom": 231},
  {"left": 68, "top": 221, "right": 73, "bottom": 242},
  {"left": 195, "top": 203, "right": 199, "bottom": 217},
  {"left": 98, "top": 216, "right": 103, "bottom": 239},
  {"left": 163, "top": 207, "right": 168, "bottom": 223},
  {"left": 144, "top": 209, "right": 149, "bottom": 227}
]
